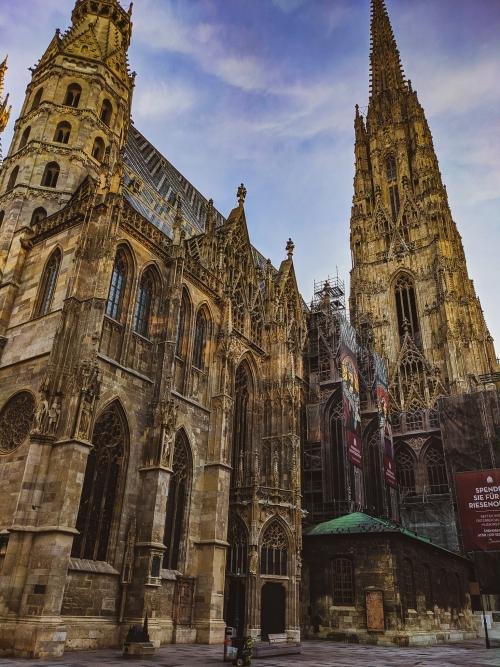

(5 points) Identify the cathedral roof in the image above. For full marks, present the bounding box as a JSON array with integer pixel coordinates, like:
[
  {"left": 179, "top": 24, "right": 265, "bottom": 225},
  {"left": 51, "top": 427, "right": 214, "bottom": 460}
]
[
  {"left": 123, "top": 125, "right": 275, "bottom": 276},
  {"left": 306, "top": 512, "right": 465, "bottom": 559}
]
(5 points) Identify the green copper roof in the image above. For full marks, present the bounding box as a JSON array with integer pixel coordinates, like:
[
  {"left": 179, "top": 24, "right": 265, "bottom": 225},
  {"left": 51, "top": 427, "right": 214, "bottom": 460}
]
[{"left": 305, "top": 512, "right": 463, "bottom": 558}]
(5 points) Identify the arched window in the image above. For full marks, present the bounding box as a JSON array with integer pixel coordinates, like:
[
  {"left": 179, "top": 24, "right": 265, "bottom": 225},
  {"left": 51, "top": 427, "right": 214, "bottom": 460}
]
[
  {"left": 386, "top": 155, "right": 397, "bottom": 182},
  {"left": 175, "top": 290, "right": 190, "bottom": 358},
  {"left": 402, "top": 557, "right": 416, "bottom": 611},
  {"left": 394, "top": 273, "right": 420, "bottom": 343},
  {"left": 325, "top": 394, "right": 346, "bottom": 502},
  {"left": 31, "top": 87, "right": 43, "bottom": 111},
  {"left": 386, "top": 155, "right": 400, "bottom": 220},
  {"left": 423, "top": 563, "right": 433, "bottom": 609},
  {"left": 365, "top": 429, "right": 384, "bottom": 515},
  {"left": 100, "top": 99, "right": 112, "bottom": 125},
  {"left": 0, "top": 391, "right": 36, "bottom": 455},
  {"left": 226, "top": 515, "right": 248, "bottom": 576},
  {"left": 331, "top": 557, "right": 355, "bottom": 606},
  {"left": 30, "top": 207, "right": 47, "bottom": 226},
  {"left": 91, "top": 136, "right": 105, "bottom": 162},
  {"left": 260, "top": 521, "right": 288, "bottom": 576},
  {"left": 63, "top": 82, "right": 82, "bottom": 108},
  {"left": 192, "top": 308, "right": 208, "bottom": 369},
  {"left": 395, "top": 444, "right": 416, "bottom": 495},
  {"left": 34, "top": 248, "right": 61, "bottom": 317},
  {"left": 133, "top": 268, "right": 155, "bottom": 337},
  {"left": 231, "top": 362, "right": 252, "bottom": 488},
  {"left": 7, "top": 165, "right": 19, "bottom": 191},
  {"left": 0, "top": 211, "right": 4, "bottom": 228},
  {"left": 41, "top": 162, "right": 59, "bottom": 188},
  {"left": 163, "top": 430, "right": 191, "bottom": 569},
  {"left": 425, "top": 441, "right": 448, "bottom": 494},
  {"left": 263, "top": 401, "right": 272, "bottom": 437},
  {"left": 54, "top": 121, "right": 71, "bottom": 144},
  {"left": 19, "top": 126, "right": 31, "bottom": 149},
  {"left": 106, "top": 248, "right": 128, "bottom": 320},
  {"left": 72, "top": 404, "right": 126, "bottom": 562}
]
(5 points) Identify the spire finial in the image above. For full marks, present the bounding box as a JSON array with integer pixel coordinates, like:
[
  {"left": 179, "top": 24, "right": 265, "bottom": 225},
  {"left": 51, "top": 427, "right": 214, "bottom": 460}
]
[
  {"left": 206, "top": 197, "right": 215, "bottom": 233},
  {"left": 286, "top": 238, "right": 295, "bottom": 259},
  {"left": 237, "top": 183, "right": 247, "bottom": 206}
]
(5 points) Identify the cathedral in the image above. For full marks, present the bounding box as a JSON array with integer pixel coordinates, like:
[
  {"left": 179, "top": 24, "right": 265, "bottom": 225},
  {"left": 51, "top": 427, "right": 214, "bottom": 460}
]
[{"left": 0, "top": 0, "right": 497, "bottom": 658}]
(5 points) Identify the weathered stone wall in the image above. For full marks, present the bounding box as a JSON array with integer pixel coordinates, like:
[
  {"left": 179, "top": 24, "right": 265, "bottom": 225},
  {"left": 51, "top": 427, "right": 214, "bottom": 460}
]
[{"left": 303, "top": 532, "right": 475, "bottom": 646}]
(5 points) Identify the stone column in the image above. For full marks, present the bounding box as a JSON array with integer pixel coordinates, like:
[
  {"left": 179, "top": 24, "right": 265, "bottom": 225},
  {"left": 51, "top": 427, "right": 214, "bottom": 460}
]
[
  {"left": 194, "top": 392, "right": 233, "bottom": 644},
  {"left": 0, "top": 434, "right": 92, "bottom": 658}
]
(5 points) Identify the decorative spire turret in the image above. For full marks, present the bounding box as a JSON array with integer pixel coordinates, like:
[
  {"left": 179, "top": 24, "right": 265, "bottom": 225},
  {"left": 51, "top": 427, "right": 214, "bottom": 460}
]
[
  {"left": 369, "top": 0, "right": 406, "bottom": 99},
  {"left": 0, "top": 56, "right": 11, "bottom": 135}
]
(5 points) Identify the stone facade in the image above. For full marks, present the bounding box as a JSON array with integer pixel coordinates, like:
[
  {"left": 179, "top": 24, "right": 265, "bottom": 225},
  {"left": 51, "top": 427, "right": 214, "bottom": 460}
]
[
  {"left": 0, "top": 0, "right": 304, "bottom": 658},
  {"left": 303, "top": 515, "right": 476, "bottom": 646},
  {"left": 0, "top": 0, "right": 498, "bottom": 660}
]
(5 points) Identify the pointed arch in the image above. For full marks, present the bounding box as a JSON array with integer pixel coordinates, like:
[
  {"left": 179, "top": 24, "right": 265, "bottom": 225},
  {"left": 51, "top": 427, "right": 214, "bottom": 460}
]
[
  {"left": 323, "top": 388, "right": 346, "bottom": 503},
  {"left": 395, "top": 442, "right": 416, "bottom": 495},
  {"left": 63, "top": 82, "right": 82, "bottom": 108},
  {"left": 30, "top": 207, "right": 47, "bottom": 226},
  {"left": 54, "top": 121, "right": 71, "bottom": 144},
  {"left": 226, "top": 513, "right": 248, "bottom": 576},
  {"left": 175, "top": 287, "right": 192, "bottom": 359},
  {"left": 41, "top": 161, "right": 60, "bottom": 188},
  {"left": 393, "top": 271, "right": 420, "bottom": 343},
  {"left": 231, "top": 360, "right": 254, "bottom": 488},
  {"left": 133, "top": 264, "right": 160, "bottom": 338},
  {"left": 34, "top": 247, "right": 62, "bottom": 318},
  {"left": 0, "top": 390, "right": 36, "bottom": 454},
  {"left": 7, "top": 165, "right": 19, "bottom": 191},
  {"left": 106, "top": 245, "right": 134, "bottom": 321},
  {"left": 423, "top": 438, "right": 448, "bottom": 494},
  {"left": 100, "top": 98, "right": 113, "bottom": 125},
  {"left": 72, "top": 400, "right": 128, "bottom": 562},
  {"left": 163, "top": 428, "right": 192, "bottom": 570},
  {"left": 260, "top": 518, "right": 289, "bottom": 576},
  {"left": 31, "top": 87, "right": 43, "bottom": 111},
  {"left": 192, "top": 304, "right": 210, "bottom": 370},
  {"left": 91, "top": 136, "right": 105, "bottom": 162},
  {"left": 19, "top": 126, "right": 31, "bottom": 150},
  {"left": 364, "top": 424, "right": 384, "bottom": 515}
]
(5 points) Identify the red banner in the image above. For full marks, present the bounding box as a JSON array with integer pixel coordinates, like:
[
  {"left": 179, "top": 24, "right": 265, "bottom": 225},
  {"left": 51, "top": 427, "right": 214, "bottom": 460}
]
[
  {"left": 455, "top": 469, "right": 500, "bottom": 552},
  {"left": 341, "top": 344, "right": 362, "bottom": 468}
]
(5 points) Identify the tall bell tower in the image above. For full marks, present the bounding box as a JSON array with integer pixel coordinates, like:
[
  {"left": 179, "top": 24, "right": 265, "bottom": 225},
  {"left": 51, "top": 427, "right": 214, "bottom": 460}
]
[
  {"left": 349, "top": 0, "right": 498, "bottom": 548},
  {"left": 0, "top": 0, "right": 134, "bottom": 268},
  {"left": 350, "top": 0, "right": 497, "bottom": 408}
]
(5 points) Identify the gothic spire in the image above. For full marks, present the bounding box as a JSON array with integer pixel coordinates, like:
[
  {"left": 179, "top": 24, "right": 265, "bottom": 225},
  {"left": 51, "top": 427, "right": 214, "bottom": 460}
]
[{"left": 369, "top": 0, "right": 406, "bottom": 98}]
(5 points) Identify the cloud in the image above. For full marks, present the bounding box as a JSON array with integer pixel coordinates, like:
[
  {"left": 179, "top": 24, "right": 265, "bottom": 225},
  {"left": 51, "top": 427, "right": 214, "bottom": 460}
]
[
  {"left": 414, "top": 55, "right": 500, "bottom": 118},
  {"left": 133, "top": 80, "right": 197, "bottom": 120}
]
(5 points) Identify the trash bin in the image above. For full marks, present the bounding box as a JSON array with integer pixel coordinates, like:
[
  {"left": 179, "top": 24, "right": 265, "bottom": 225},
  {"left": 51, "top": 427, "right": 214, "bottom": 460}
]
[{"left": 232, "top": 636, "right": 252, "bottom": 666}]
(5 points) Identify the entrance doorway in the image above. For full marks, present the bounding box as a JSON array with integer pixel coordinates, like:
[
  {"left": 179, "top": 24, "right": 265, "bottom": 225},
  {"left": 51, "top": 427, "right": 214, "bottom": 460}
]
[
  {"left": 225, "top": 578, "right": 246, "bottom": 636},
  {"left": 260, "top": 582, "right": 285, "bottom": 639}
]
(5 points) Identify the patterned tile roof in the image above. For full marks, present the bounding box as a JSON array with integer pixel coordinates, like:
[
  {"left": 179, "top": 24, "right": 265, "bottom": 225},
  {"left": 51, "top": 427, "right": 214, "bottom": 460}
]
[{"left": 123, "top": 124, "right": 272, "bottom": 273}]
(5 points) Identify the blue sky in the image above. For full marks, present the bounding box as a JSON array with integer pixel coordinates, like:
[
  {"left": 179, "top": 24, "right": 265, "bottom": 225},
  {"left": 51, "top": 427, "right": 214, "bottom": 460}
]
[{"left": 1, "top": 0, "right": 499, "bottom": 350}]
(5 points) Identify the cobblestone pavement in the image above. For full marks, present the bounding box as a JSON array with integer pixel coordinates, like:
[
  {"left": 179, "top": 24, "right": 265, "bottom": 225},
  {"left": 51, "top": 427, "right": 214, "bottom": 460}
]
[{"left": 0, "top": 640, "right": 499, "bottom": 667}]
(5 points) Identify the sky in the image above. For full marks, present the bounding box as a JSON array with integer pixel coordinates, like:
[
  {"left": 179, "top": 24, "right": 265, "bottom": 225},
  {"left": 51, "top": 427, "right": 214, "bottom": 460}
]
[{"left": 0, "top": 0, "right": 499, "bottom": 350}]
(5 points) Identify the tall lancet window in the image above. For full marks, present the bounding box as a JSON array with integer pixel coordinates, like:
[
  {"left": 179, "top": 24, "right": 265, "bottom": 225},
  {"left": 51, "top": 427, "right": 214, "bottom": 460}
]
[
  {"left": 163, "top": 430, "right": 191, "bottom": 570},
  {"left": 394, "top": 273, "right": 420, "bottom": 344},
  {"left": 231, "top": 363, "right": 252, "bottom": 488},
  {"left": 386, "top": 155, "right": 400, "bottom": 221}
]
